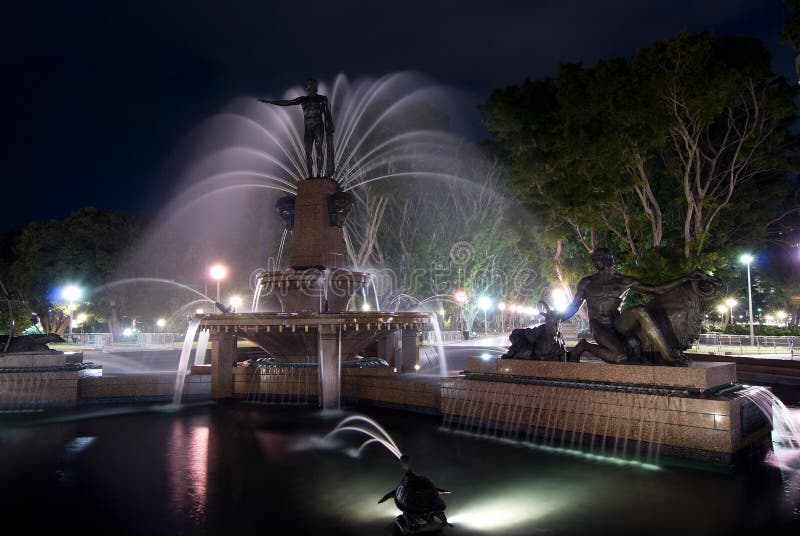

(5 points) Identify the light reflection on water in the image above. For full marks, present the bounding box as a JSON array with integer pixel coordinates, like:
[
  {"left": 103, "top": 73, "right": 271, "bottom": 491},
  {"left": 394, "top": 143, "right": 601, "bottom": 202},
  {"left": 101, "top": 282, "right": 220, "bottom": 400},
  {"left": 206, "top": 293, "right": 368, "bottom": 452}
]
[
  {"left": 168, "top": 421, "right": 209, "bottom": 523},
  {"left": 448, "top": 484, "right": 562, "bottom": 532},
  {"left": 2, "top": 404, "right": 799, "bottom": 534}
]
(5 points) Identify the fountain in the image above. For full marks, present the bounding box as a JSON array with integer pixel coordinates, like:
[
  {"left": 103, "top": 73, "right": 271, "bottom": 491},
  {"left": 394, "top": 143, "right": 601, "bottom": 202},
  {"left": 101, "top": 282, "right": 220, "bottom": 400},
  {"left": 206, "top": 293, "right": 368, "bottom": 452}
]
[
  {"left": 1, "top": 72, "right": 799, "bottom": 534},
  {"left": 192, "top": 77, "right": 432, "bottom": 409},
  {"left": 441, "top": 251, "right": 778, "bottom": 467}
]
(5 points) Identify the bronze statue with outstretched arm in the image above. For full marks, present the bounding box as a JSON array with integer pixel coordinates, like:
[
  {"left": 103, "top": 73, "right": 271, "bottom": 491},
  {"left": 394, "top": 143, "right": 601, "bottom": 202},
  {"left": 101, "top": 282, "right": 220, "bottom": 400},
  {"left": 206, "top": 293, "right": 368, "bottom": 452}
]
[
  {"left": 558, "top": 248, "right": 708, "bottom": 365},
  {"left": 259, "top": 78, "right": 335, "bottom": 178}
]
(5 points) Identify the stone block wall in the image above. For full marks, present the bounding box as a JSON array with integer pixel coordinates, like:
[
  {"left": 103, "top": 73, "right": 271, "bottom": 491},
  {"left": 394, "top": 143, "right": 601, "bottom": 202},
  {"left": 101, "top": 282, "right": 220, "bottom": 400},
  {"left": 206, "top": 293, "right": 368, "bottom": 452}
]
[{"left": 441, "top": 376, "right": 770, "bottom": 465}]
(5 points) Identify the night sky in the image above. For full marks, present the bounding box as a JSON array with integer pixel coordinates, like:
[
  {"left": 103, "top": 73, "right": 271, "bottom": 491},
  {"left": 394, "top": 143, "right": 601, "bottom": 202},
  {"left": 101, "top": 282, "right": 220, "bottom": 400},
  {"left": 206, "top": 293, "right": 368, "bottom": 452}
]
[{"left": 8, "top": 0, "right": 795, "bottom": 231}]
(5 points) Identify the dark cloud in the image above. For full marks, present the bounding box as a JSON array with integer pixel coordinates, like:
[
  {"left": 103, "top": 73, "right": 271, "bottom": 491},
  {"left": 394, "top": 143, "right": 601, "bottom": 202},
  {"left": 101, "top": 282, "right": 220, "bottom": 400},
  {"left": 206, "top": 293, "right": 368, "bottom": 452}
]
[{"left": 5, "top": 0, "right": 794, "bottom": 230}]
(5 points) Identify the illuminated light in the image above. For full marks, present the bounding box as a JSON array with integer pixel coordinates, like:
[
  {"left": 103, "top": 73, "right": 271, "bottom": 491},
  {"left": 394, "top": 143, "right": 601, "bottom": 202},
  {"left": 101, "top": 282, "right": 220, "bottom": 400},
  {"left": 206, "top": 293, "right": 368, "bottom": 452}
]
[
  {"left": 392, "top": 367, "right": 397, "bottom": 373},
  {"left": 454, "top": 290, "right": 468, "bottom": 304},
  {"left": 480, "top": 353, "right": 492, "bottom": 361},
  {"left": 438, "top": 307, "right": 445, "bottom": 316},
  {"left": 122, "top": 328, "right": 133, "bottom": 337},
  {"left": 478, "top": 296, "right": 492, "bottom": 311},
  {"left": 716, "top": 304, "right": 728, "bottom": 314},
  {"left": 497, "top": 302, "right": 506, "bottom": 311},
  {"left": 156, "top": 318, "right": 166, "bottom": 328},
  {"left": 76, "top": 313, "right": 88, "bottom": 324},
  {"left": 509, "top": 304, "right": 518, "bottom": 312},
  {"left": 209, "top": 264, "right": 228, "bottom": 280},
  {"left": 740, "top": 253, "right": 754, "bottom": 264},
  {"left": 551, "top": 287, "right": 568, "bottom": 312},
  {"left": 776, "top": 311, "right": 787, "bottom": 320},
  {"left": 361, "top": 302, "right": 371, "bottom": 312},
  {"left": 195, "top": 308, "right": 204, "bottom": 315},
  {"left": 725, "top": 298, "right": 737, "bottom": 308},
  {"left": 64, "top": 436, "right": 96, "bottom": 455},
  {"left": 414, "top": 364, "right": 420, "bottom": 371},
  {"left": 448, "top": 485, "right": 566, "bottom": 532},
  {"left": 62, "top": 285, "right": 82, "bottom": 302}
]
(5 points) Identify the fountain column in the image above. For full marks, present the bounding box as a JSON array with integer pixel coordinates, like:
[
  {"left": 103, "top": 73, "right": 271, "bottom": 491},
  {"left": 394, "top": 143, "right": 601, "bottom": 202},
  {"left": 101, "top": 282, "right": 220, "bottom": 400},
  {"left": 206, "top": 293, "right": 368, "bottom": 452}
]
[
  {"left": 400, "top": 329, "right": 420, "bottom": 372},
  {"left": 211, "top": 332, "right": 237, "bottom": 399},
  {"left": 317, "top": 325, "right": 342, "bottom": 409},
  {"left": 291, "top": 178, "right": 346, "bottom": 269}
]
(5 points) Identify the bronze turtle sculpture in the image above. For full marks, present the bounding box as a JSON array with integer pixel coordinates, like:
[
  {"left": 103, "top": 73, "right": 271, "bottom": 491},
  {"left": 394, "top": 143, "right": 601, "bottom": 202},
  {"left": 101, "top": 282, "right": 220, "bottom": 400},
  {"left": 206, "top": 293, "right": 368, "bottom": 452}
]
[{"left": 379, "top": 455, "right": 451, "bottom": 534}]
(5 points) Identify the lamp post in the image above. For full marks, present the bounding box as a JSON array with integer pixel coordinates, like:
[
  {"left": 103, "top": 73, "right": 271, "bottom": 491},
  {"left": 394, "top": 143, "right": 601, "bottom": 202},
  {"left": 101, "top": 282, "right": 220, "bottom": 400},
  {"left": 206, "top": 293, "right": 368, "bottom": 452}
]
[
  {"left": 454, "top": 290, "right": 468, "bottom": 339},
  {"left": 725, "top": 298, "right": 737, "bottom": 326},
  {"left": 62, "top": 285, "right": 81, "bottom": 344},
  {"left": 716, "top": 304, "right": 728, "bottom": 326},
  {"left": 740, "top": 254, "right": 755, "bottom": 345},
  {"left": 478, "top": 296, "right": 492, "bottom": 335},
  {"left": 209, "top": 264, "right": 228, "bottom": 304},
  {"left": 498, "top": 301, "right": 506, "bottom": 333},
  {"left": 76, "top": 313, "right": 87, "bottom": 338}
]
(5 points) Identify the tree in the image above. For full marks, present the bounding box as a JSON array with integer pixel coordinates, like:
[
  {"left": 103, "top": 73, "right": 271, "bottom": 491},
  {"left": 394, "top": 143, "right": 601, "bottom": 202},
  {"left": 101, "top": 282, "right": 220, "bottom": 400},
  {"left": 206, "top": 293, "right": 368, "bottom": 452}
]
[
  {"left": 9, "top": 208, "right": 146, "bottom": 336},
  {"left": 482, "top": 31, "right": 798, "bottom": 284}
]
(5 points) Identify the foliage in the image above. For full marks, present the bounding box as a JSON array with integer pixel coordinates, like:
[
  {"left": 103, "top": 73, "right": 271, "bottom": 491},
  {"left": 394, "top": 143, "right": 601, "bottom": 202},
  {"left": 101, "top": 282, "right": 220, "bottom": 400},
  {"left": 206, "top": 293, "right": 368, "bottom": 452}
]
[
  {"left": 8, "top": 208, "right": 147, "bottom": 336},
  {"left": 712, "top": 324, "right": 800, "bottom": 336},
  {"left": 0, "top": 298, "right": 32, "bottom": 336},
  {"left": 783, "top": 0, "right": 800, "bottom": 51},
  {"left": 481, "top": 31, "right": 799, "bottom": 285}
]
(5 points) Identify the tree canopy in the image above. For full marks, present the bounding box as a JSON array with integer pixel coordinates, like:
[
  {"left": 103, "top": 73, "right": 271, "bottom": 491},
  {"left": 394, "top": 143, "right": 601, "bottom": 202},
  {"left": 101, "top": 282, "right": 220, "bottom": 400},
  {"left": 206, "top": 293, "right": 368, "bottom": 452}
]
[{"left": 481, "top": 31, "right": 799, "bottom": 286}]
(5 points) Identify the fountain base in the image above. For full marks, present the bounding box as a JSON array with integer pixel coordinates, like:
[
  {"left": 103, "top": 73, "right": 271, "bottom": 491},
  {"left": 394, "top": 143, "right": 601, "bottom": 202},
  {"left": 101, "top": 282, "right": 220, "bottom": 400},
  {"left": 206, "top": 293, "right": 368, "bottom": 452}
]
[
  {"left": 198, "top": 311, "right": 431, "bottom": 408},
  {"left": 442, "top": 357, "right": 772, "bottom": 467}
]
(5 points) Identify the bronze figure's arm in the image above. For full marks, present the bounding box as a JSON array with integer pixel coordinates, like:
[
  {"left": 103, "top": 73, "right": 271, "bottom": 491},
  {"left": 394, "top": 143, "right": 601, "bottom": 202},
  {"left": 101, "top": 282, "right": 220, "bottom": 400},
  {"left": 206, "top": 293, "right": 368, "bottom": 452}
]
[
  {"left": 557, "top": 279, "right": 587, "bottom": 320},
  {"left": 630, "top": 269, "right": 708, "bottom": 295},
  {"left": 258, "top": 96, "right": 304, "bottom": 106}
]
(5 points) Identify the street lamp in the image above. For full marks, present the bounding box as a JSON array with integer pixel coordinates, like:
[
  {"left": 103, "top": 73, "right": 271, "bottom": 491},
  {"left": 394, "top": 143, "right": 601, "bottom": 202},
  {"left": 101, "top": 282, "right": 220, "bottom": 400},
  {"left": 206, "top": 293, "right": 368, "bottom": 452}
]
[
  {"left": 61, "top": 285, "right": 82, "bottom": 343},
  {"left": 209, "top": 263, "right": 228, "bottom": 303},
  {"left": 716, "top": 304, "right": 728, "bottom": 325},
  {"left": 725, "top": 298, "right": 737, "bottom": 325},
  {"left": 740, "top": 254, "right": 755, "bottom": 345},
  {"left": 229, "top": 295, "right": 243, "bottom": 313},
  {"left": 498, "top": 302, "right": 506, "bottom": 333},
  {"left": 454, "top": 290, "right": 468, "bottom": 338},
  {"left": 156, "top": 318, "right": 166, "bottom": 331},
  {"left": 478, "top": 296, "right": 492, "bottom": 335},
  {"left": 776, "top": 311, "right": 788, "bottom": 327}
]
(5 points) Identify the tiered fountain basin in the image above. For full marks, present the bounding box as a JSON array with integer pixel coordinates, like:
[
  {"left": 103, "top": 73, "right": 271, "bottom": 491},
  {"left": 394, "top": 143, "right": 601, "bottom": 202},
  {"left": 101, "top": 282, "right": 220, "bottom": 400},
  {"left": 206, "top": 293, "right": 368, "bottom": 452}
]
[
  {"left": 258, "top": 269, "right": 371, "bottom": 313},
  {"left": 0, "top": 351, "right": 101, "bottom": 409},
  {"left": 441, "top": 357, "right": 772, "bottom": 467},
  {"left": 197, "top": 311, "right": 432, "bottom": 409}
]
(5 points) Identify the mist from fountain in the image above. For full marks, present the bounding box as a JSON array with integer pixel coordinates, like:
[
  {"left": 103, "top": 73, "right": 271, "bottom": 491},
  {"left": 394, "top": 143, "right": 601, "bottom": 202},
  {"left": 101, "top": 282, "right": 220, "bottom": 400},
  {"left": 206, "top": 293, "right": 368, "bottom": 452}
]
[
  {"left": 194, "top": 329, "right": 210, "bottom": 367},
  {"left": 173, "top": 318, "right": 201, "bottom": 406}
]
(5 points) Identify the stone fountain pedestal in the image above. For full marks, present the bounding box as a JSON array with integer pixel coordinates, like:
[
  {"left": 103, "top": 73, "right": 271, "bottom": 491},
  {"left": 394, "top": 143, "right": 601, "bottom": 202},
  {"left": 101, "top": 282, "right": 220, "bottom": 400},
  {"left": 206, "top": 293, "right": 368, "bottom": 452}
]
[
  {"left": 441, "top": 357, "right": 772, "bottom": 467},
  {"left": 0, "top": 351, "right": 101, "bottom": 410},
  {"left": 199, "top": 174, "right": 431, "bottom": 408},
  {"left": 202, "top": 312, "right": 430, "bottom": 409}
]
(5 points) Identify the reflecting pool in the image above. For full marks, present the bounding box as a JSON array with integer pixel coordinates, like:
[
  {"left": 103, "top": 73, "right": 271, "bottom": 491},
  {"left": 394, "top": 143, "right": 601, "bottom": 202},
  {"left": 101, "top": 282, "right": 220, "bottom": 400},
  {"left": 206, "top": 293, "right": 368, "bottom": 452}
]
[{"left": 0, "top": 403, "right": 797, "bottom": 535}]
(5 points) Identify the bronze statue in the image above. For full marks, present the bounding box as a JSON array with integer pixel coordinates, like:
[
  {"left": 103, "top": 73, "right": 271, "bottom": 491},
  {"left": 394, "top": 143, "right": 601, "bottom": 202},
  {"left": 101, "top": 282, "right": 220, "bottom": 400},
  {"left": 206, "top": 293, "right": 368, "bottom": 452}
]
[
  {"left": 379, "top": 454, "right": 451, "bottom": 533},
  {"left": 501, "top": 302, "right": 569, "bottom": 361},
  {"left": 259, "top": 78, "right": 335, "bottom": 178},
  {"left": 0, "top": 333, "right": 64, "bottom": 353},
  {"left": 558, "top": 248, "right": 714, "bottom": 366}
]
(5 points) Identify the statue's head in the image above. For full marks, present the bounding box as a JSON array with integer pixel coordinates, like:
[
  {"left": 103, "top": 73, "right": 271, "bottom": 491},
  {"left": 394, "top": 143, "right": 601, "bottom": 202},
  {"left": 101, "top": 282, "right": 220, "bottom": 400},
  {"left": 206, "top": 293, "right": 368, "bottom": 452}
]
[
  {"left": 400, "top": 454, "right": 411, "bottom": 472},
  {"left": 591, "top": 248, "right": 615, "bottom": 270},
  {"left": 305, "top": 78, "right": 318, "bottom": 95}
]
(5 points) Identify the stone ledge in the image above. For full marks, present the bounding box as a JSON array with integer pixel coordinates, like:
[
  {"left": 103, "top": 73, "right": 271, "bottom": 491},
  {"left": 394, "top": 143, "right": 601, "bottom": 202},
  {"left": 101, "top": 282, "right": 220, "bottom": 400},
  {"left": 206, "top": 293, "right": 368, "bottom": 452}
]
[{"left": 468, "top": 357, "right": 736, "bottom": 392}]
